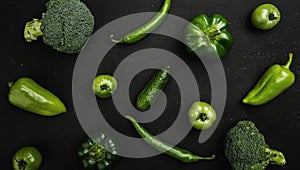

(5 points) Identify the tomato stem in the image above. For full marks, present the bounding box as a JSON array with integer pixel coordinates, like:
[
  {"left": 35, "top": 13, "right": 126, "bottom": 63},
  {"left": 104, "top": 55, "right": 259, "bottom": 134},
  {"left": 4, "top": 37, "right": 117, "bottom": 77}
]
[
  {"left": 268, "top": 13, "right": 277, "bottom": 21},
  {"left": 16, "top": 159, "right": 27, "bottom": 170}
]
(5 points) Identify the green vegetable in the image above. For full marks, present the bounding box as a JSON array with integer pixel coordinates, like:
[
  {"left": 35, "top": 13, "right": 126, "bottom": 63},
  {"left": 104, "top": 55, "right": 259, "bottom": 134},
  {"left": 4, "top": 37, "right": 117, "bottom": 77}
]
[
  {"left": 12, "top": 146, "right": 42, "bottom": 170},
  {"left": 251, "top": 3, "right": 281, "bottom": 30},
  {"left": 225, "top": 120, "right": 286, "bottom": 170},
  {"left": 126, "top": 116, "right": 215, "bottom": 163},
  {"left": 243, "top": 53, "right": 295, "bottom": 106},
  {"left": 188, "top": 101, "right": 217, "bottom": 130},
  {"left": 24, "top": 0, "right": 95, "bottom": 54},
  {"left": 92, "top": 75, "right": 118, "bottom": 98},
  {"left": 111, "top": 0, "right": 171, "bottom": 43},
  {"left": 136, "top": 67, "right": 170, "bottom": 111},
  {"left": 185, "top": 14, "right": 233, "bottom": 59},
  {"left": 78, "top": 133, "right": 118, "bottom": 170},
  {"left": 8, "top": 77, "right": 66, "bottom": 116}
]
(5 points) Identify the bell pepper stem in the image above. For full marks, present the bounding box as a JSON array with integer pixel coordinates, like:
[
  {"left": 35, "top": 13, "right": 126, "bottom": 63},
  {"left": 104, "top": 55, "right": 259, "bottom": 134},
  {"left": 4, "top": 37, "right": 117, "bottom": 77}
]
[
  {"left": 283, "top": 53, "right": 293, "bottom": 69},
  {"left": 208, "top": 30, "right": 221, "bottom": 38}
]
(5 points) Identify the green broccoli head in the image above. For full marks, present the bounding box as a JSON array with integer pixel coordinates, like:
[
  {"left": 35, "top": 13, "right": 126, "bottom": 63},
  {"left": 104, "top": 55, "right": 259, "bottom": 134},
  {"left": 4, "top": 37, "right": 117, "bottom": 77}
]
[
  {"left": 224, "top": 121, "right": 286, "bottom": 170},
  {"left": 24, "top": 0, "right": 94, "bottom": 54}
]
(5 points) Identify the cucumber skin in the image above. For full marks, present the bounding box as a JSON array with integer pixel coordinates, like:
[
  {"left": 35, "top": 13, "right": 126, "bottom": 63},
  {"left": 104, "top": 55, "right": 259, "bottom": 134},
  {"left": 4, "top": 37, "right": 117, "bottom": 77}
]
[{"left": 136, "top": 67, "right": 170, "bottom": 111}]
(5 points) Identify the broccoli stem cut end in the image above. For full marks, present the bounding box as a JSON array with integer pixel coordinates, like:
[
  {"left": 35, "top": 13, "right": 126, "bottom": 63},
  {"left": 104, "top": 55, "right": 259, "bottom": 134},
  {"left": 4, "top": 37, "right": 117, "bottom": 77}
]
[
  {"left": 266, "top": 148, "right": 286, "bottom": 166},
  {"left": 24, "top": 18, "right": 43, "bottom": 42}
]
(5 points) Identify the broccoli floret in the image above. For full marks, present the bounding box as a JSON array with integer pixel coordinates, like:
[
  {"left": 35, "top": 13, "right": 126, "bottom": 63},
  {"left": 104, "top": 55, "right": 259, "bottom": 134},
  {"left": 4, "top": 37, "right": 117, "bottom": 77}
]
[
  {"left": 24, "top": 19, "right": 43, "bottom": 42},
  {"left": 224, "top": 121, "right": 286, "bottom": 170},
  {"left": 24, "top": 0, "right": 94, "bottom": 54}
]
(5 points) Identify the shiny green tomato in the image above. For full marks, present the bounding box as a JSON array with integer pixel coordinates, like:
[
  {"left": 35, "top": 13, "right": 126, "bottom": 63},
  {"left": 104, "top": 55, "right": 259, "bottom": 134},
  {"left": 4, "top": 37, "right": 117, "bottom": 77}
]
[
  {"left": 92, "top": 75, "right": 117, "bottom": 98},
  {"left": 188, "top": 101, "right": 217, "bottom": 130},
  {"left": 12, "top": 146, "right": 42, "bottom": 170},
  {"left": 251, "top": 3, "right": 281, "bottom": 30}
]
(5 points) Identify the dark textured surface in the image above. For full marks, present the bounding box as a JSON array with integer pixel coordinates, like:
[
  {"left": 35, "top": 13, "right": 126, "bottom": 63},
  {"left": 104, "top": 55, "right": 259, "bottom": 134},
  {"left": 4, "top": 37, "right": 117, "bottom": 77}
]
[{"left": 1, "top": 0, "right": 300, "bottom": 169}]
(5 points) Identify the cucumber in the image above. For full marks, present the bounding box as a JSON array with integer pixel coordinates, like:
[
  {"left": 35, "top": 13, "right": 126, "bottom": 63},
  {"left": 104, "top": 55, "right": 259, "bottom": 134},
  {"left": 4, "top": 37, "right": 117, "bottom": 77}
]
[{"left": 136, "top": 66, "right": 171, "bottom": 111}]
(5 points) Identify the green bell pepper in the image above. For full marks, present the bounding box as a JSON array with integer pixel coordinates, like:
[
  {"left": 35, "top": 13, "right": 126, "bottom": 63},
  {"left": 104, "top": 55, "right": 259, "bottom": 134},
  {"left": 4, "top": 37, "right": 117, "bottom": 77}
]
[
  {"left": 12, "top": 146, "right": 42, "bottom": 170},
  {"left": 243, "top": 53, "right": 295, "bottom": 105},
  {"left": 8, "top": 77, "right": 67, "bottom": 116},
  {"left": 78, "top": 133, "right": 118, "bottom": 169},
  {"left": 185, "top": 14, "right": 233, "bottom": 59}
]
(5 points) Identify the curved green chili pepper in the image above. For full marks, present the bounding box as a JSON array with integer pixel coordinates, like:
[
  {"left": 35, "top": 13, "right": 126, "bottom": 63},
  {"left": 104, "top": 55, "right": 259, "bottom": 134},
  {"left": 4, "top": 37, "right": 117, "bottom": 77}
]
[
  {"left": 8, "top": 77, "right": 66, "bottom": 116},
  {"left": 126, "top": 116, "right": 215, "bottom": 163},
  {"left": 243, "top": 53, "right": 295, "bottom": 105},
  {"left": 110, "top": 0, "right": 171, "bottom": 44},
  {"left": 185, "top": 14, "right": 233, "bottom": 59},
  {"left": 78, "top": 133, "right": 118, "bottom": 170}
]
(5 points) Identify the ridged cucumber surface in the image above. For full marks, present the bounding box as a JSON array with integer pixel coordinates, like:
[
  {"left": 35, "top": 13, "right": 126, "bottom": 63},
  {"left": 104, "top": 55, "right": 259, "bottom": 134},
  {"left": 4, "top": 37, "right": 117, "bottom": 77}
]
[{"left": 136, "top": 66, "right": 171, "bottom": 111}]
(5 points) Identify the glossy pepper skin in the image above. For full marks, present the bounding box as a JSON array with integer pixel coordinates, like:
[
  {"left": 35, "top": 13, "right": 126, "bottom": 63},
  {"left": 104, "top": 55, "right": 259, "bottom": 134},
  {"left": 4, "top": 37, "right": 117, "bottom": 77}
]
[
  {"left": 188, "top": 101, "right": 217, "bottom": 130},
  {"left": 126, "top": 116, "right": 215, "bottom": 163},
  {"left": 111, "top": 0, "right": 171, "bottom": 44},
  {"left": 78, "top": 133, "right": 118, "bottom": 170},
  {"left": 185, "top": 14, "right": 233, "bottom": 59},
  {"left": 12, "top": 146, "right": 42, "bottom": 170},
  {"left": 243, "top": 53, "right": 295, "bottom": 105},
  {"left": 8, "top": 77, "right": 66, "bottom": 116}
]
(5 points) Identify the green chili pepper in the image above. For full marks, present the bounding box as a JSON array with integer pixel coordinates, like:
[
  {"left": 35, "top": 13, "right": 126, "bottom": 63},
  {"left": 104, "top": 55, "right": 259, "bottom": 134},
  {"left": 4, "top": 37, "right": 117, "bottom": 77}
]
[
  {"left": 78, "top": 133, "right": 118, "bottom": 170},
  {"left": 8, "top": 77, "right": 66, "bottom": 116},
  {"left": 243, "top": 53, "right": 295, "bottom": 105},
  {"left": 110, "top": 0, "right": 171, "bottom": 44},
  {"left": 126, "top": 116, "right": 215, "bottom": 163},
  {"left": 185, "top": 14, "right": 233, "bottom": 59},
  {"left": 92, "top": 75, "right": 118, "bottom": 99},
  {"left": 12, "top": 146, "right": 42, "bottom": 170},
  {"left": 188, "top": 101, "right": 217, "bottom": 130}
]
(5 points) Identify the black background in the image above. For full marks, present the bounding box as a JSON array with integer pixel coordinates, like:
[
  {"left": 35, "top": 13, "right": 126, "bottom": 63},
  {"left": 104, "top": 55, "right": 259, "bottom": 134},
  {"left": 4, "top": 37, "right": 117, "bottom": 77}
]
[{"left": 1, "top": 0, "right": 300, "bottom": 169}]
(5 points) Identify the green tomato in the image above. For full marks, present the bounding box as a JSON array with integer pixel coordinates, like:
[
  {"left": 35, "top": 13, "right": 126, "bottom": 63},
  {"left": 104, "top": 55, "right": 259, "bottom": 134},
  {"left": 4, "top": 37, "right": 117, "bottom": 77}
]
[
  {"left": 251, "top": 3, "right": 281, "bottom": 30},
  {"left": 92, "top": 75, "right": 117, "bottom": 98},
  {"left": 188, "top": 101, "right": 217, "bottom": 130},
  {"left": 12, "top": 146, "right": 42, "bottom": 170}
]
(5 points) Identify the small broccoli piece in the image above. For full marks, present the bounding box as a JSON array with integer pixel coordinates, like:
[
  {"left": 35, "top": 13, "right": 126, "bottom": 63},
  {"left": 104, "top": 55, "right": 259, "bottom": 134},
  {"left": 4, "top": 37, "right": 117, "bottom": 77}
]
[
  {"left": 24, "top": 19, "right": 43, "bottom": 42},
  {"left": 24, "top": 0, "right": 94, "bottom": 54},
  {"left": 224, "top": 121, "right": 286, "bottom": 170}
]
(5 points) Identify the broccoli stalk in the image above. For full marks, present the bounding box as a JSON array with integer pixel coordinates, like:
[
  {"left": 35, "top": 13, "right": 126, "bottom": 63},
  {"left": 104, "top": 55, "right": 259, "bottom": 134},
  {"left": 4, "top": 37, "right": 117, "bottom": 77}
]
[
  {"left": 224, "top": 121, "right": 286, "bottom": 170},
  {"left": 266, "top": 148, "right": 286, "bottom": 166},
  {"left": 24, "top": 19, "right": 43, "bottom": 42}
]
